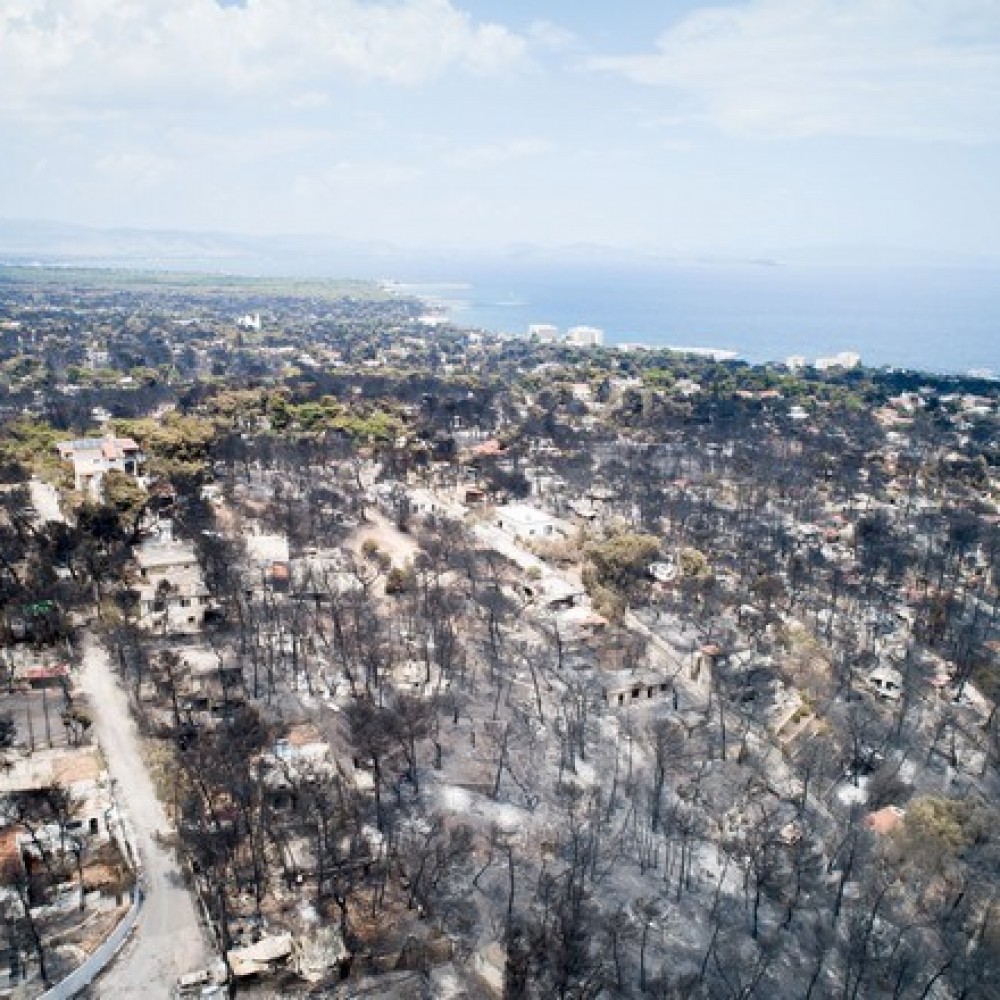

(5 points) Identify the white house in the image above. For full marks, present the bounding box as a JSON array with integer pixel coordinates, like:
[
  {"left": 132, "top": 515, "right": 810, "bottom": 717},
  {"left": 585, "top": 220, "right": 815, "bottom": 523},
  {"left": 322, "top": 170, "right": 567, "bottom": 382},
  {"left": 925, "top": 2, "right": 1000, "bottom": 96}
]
[
  {"left": 237, "top": 312, "right": 262, "bottom": 331},
  {"left": 56, "top": 432, "right": 144, "bottom": 496},
  {"left": 134, "top": 526, "right": 209, "bottom": 634},
  {"left": 494, "top": 504, "right": 567, "bottom": 542},
  {"left": 245, "top": 525, "right": 291, "bottom": 566},
  {"left": 407, "top": 487, "right": 441, "bottom": 517}
]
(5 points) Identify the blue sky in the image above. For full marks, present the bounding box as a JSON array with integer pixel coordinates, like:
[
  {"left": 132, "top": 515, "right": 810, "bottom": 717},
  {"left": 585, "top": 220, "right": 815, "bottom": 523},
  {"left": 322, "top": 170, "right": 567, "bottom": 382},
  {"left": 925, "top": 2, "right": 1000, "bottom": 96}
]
[{"left": 2, "top": 0, "right": 999, "bottom": 260}]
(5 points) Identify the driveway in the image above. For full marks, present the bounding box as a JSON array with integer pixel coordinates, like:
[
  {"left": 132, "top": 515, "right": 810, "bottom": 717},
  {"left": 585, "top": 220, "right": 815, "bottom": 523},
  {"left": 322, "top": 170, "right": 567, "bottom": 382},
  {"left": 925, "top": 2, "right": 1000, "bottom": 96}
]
[
  {"left": 77, "top": 632, "right": 213, "bottom": 997},
  {"left": 28, "top": 477, "right": 65, "bottom": 525}
]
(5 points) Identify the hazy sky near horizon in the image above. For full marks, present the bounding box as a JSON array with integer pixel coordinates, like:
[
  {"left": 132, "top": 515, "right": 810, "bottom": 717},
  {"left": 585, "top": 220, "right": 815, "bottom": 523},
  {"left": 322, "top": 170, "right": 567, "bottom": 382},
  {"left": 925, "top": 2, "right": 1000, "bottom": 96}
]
[{"left": 2, "top": 0, "right": 999, "bottom": 260}]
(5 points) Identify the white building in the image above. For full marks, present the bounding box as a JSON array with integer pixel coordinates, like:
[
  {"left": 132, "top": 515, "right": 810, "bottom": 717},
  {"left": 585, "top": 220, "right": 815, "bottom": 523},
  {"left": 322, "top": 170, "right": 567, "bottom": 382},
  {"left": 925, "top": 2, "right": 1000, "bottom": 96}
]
[
  {"left": 134, "top": 524, "right": 210, "bottom": 634},
  {"left": 674, "top": 379, "right": 702, "bottom": 397},
  {"left": 527, "top": 323, "right": 559, "bottom": 343},
  {"left": 815, "top": 351, "right": 861, "bottom": 371},
  {"left": 237, "top": 312, "right": 262, "bottom": 331},
  {"left": 245, "top": 525, "right": 291, "bottom": 566},
  {"left": 566, "top": 325, "right": 604, "bottom": 347},
  {"left": 494, "top": 503, "right": 568, "bottom": 541},
  {"left": 85, "top": 345, "right": 110, "bottom": 370},
  {"left": 407, "top": 487, "right": 440, "bottom": 517},
  {"left": 56, "top": 432, "right": 145, "bottom": 497}
]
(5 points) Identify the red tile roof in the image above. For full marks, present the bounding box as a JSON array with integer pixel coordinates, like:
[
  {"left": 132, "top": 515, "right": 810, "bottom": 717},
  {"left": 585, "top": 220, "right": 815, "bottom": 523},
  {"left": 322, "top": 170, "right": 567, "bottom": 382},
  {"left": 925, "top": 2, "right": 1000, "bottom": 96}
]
[{"left": 864, "top": 805, "right": 906, "bottom": 836}]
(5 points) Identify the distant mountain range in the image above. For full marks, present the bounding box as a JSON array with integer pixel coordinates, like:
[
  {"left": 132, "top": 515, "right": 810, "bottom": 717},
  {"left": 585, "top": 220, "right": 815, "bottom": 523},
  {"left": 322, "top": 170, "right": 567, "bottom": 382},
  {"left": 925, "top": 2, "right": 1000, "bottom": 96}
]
[
  {"left": 1, "top": 217, "right": 995, "bottom": 278},
  {"left": 0, "top": 218, "right": 408, "bottom": 277},
  {"left": 0, "top": 219, "right": 695, "bottom": 275}
]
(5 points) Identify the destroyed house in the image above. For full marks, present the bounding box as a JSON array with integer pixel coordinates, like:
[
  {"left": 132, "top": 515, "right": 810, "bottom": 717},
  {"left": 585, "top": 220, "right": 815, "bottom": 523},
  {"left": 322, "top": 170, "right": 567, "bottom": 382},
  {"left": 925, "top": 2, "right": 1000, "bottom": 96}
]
[{"left": 604, "top": 671, "right": 674, "bottom": 707}]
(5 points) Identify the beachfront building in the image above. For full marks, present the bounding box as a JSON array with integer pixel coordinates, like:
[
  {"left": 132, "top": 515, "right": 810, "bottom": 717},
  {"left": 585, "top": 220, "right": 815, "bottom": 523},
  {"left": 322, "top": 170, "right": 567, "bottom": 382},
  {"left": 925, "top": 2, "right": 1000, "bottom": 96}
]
[
  {"left": 815, "top": 351, "right": 861, "bottom": 371},
  {"left": 527, "top": 323, "right": 559, "bottom": 343},
  {"left": 566, "top": 325, "right": 604, "bottom": 347}
]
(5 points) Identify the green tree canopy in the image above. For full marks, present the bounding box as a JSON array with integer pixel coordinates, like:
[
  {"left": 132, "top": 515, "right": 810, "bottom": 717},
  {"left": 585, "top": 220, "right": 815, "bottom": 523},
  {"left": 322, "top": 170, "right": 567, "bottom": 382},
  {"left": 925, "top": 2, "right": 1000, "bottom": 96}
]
[{"left": 584, "top": 531, "right": 661, "bottom": 601}]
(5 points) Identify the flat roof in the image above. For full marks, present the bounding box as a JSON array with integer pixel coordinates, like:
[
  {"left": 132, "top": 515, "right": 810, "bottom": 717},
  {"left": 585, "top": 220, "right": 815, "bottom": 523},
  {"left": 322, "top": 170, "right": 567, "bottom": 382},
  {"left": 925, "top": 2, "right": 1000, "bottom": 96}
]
[{"left": 135, "top": 541, "right": 199, "bottom": 569}]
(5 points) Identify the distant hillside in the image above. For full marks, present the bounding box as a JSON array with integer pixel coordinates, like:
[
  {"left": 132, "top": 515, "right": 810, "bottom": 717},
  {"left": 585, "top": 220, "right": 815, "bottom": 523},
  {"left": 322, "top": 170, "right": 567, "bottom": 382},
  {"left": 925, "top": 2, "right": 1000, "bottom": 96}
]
[
  {"left": 0, "top": 218, "right": 407, "bottom": 278},
  {"left": 0, "top": 263, "right": 396, "bottom": 301}
]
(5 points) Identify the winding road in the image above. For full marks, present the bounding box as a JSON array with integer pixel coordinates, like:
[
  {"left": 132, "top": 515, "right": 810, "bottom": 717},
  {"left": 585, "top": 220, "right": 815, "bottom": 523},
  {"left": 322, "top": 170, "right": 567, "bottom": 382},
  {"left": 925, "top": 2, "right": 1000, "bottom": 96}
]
[{"left": 78, "top": 632, "right": 213, "bottom": 997}]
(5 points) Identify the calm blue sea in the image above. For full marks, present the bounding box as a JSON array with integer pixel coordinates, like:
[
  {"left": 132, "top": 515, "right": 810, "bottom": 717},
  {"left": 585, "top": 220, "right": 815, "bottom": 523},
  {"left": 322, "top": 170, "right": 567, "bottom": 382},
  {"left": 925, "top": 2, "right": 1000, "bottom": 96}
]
[{"left": 393, "top": 260, "right": 1000, "bottom": 376}]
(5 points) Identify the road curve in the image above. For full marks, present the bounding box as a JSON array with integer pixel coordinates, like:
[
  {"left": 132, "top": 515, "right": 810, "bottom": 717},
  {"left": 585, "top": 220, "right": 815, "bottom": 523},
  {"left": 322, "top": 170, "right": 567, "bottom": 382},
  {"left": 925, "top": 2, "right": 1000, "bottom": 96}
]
[{"left": 78, "top": 631, "right": 213, "bottom": 998}]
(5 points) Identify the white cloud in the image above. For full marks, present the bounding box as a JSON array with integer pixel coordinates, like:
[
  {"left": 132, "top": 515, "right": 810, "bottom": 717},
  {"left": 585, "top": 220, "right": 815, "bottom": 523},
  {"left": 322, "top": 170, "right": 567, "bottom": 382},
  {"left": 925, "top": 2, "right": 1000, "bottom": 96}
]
[
  {"left": 165, "top": 123, "right": 346, "bottom": 162},
  {"left": 93, "top": 150, "right": 178, "bottom": 189},
  {"left": 287, "top": 91, "right": 332, "bottom": 111},
  {"left": 526, "top": 20, "right": 581, "bottom": 55},
  {"left": 292, "top": 159, "right": 423, "bottom": 199},
  {"left": 445, "top": 137, "right": 552, "bottom": 169},
  {"left": 592, "top": 0, "right": 1000, "bottom": 142},
  {"left": 0, "top": 0, "right": 527, "bottom": 118}
]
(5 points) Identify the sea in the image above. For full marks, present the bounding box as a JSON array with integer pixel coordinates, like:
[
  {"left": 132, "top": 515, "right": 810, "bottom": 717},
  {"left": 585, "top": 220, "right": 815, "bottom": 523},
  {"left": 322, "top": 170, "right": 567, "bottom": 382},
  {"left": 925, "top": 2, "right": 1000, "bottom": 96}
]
[
  {"left": 9, "top": 242, "right": 998, "bottom": 376},
  {"left": 387, "top": 259, "right": 1000, "bottom": 377}
]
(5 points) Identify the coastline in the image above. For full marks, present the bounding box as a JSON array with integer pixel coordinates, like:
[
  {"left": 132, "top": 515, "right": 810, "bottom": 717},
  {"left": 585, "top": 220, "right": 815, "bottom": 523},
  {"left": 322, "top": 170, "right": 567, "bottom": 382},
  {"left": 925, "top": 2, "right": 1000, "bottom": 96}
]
[{"left": 381, "top": 262, "right": 1000, "bottom": 375}]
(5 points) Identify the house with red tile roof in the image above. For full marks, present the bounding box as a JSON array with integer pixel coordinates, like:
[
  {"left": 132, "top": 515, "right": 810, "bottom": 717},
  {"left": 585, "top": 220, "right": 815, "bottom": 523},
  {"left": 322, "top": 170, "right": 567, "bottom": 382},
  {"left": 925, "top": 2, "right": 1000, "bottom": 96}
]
[
  {"left": 56, "top": 432, "right": 144, "bottom": 496},
  {"left": 864, "top": 805, "right": 906, "bottom": 836}
]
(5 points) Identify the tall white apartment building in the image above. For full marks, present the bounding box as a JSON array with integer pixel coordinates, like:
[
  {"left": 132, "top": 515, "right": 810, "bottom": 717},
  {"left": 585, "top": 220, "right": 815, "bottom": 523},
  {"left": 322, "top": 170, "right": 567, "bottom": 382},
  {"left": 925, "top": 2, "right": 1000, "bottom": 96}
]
[
  {"left": 566, "top": 325, "right": 604, "bottom": 347},
  {"left": 815, "top": 351, "right": 861, "bottom": 371}
]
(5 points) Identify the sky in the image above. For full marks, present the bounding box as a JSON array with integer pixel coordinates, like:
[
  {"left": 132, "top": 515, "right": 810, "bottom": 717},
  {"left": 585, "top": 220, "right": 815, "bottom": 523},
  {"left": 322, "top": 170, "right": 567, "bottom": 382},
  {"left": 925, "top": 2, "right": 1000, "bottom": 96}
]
[{"left": 2, "top": 0, "right": 1000, "bottom": 261}]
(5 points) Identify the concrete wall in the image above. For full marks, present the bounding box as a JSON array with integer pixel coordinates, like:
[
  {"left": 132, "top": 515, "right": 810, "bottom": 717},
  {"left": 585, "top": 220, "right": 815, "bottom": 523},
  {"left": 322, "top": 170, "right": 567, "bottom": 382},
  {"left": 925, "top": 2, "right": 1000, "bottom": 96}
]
[{"left": 36, "top": 890, "right": 142, "bottom": 1000}]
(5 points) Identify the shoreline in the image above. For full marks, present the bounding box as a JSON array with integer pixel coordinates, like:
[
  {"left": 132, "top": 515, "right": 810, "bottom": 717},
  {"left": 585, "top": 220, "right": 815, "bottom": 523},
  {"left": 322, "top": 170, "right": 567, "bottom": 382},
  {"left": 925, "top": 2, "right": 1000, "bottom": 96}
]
[{"left": 391, "top": 279, "right": 994, "bottom": 378}]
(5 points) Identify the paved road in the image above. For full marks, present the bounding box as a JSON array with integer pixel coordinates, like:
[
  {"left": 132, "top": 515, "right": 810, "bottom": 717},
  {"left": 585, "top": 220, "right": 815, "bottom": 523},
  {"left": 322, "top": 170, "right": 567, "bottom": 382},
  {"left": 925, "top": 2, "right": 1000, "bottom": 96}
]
[{"left": 78, "top": 632, "right": 213, "bottom": 998}]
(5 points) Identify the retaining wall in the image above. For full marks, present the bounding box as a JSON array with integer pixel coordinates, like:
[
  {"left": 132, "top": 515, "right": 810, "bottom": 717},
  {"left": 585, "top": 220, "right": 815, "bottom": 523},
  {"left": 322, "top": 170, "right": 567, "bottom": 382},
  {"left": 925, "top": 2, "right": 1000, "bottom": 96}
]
[{"left": 35, "top": 889, "right": 142, "bottom": 1000}]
